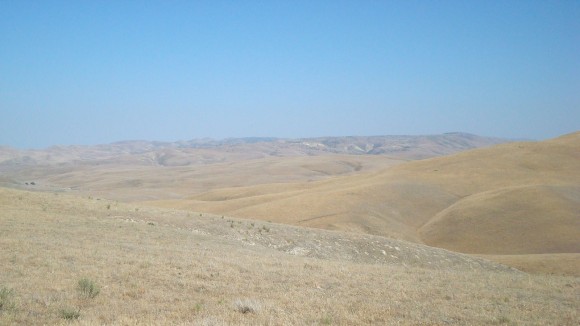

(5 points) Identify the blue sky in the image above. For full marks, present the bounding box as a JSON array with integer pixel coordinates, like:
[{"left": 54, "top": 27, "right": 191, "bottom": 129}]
[{"left": 1, "top": 1, "right": 579, "bottom": 148}]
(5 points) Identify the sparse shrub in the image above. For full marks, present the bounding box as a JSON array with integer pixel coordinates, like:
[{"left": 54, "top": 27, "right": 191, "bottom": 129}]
[
  {"left": 0, "top": 287, "right": 16, "bottom": 311},
  {"left": 106, "top": 204, "right": 111, "bottom": 210},
  {"left": 77, "top": 278, "right": 100, "bottom": 299},
  {"left": 59, "top": 307, "right": 80, "bottom": 320},
  {"left": 148, "top": 222, "right": 155, "bottom": 226},
  {"left": 320, "top": 316, "right": 332, "bottom": 325},
  {"left": 234, "top": 299, "right": 261, "bottom": 314},
  {"left": 497, "top": 316, "right": 510, "bottom": 324}
]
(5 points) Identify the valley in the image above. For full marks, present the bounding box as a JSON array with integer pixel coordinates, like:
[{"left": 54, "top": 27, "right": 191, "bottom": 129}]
[{"left": 1, "top": 132, "right": 578, "bottom": 324}]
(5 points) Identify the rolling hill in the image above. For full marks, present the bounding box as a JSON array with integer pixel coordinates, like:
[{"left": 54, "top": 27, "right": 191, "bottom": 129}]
[
  {"left": 1, "top": 132, "right": 577, "bottom": 275},
  {"left": 0, "top": 133, "right": 508, "bottom": 166},
  {"left": 1, "top": 132, "right": 578, "bottom": 323},
  {"left": 1, "top": 187, "right": 578, "bottom": 324},
  {"left": 0, "top": 133, "right": 507, "bottom": 201},
  {"left": 145, "top": 132, "right": 580, "bottom": 275}
]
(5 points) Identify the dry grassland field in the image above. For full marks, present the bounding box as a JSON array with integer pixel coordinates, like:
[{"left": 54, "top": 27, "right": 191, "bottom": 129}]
[{"left": 1, "top": 133, "right": 579, "bottom": 325}]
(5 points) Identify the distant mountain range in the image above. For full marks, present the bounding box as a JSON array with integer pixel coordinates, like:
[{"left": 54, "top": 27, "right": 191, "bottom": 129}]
[{"left": 0, "top": 133, "right": 510, "bottom": 168}]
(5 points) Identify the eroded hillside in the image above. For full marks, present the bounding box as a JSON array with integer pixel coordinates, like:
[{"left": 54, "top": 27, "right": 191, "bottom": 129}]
[
  {"left": 1, "top": 187, "right": 578, "bottom": 325},
  {"left": 146, "top": 132, "right": 580, "bottom": 274}
]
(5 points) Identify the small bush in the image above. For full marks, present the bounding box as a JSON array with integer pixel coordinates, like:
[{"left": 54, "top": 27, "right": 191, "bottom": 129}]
[
  {"left": 0, "top": 287, "right": 16, "bottom": 311},
  {"left": 497, "top": 316, "right": 510, "bottom": 324},
  {"left": 234, "top": 299, "right": 261, "bottom": 314},
  {"left": 59, "top": 307, "right": 80, "bottom": 320},
  {"left": 77, "top": 278, "right": 100, "bottom": 299}
]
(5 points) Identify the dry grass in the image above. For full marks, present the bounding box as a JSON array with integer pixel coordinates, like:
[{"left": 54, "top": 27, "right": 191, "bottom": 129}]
[
  {"left": 145, "top": 132, "right": 580, "bottom": 275},
  {"left": 478, "top": 253, "right": 580, "bottom": 277},
  {"left": 0, "top": 153, "right": 401, "bottom": 202},
  {"left": 3, "top": 134, "right": 577, "bottom": 276},
  {"left": 1, "top": 188, "right": 578, "bottom": 325},
  {"left": 420, "top": 184, "right": 580, "bottom": 254}
]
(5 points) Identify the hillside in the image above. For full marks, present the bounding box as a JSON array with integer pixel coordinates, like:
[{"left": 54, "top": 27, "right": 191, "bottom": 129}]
[
  {"left": 1, "top": 132, "right": 577, "bottom": 275},
  {"left": 0, "top": 133, "right": 508, "bottom": 166},
  {"left": 0, "top": 133, "right": 507, "bottom": 202},
  {"left": 1, "top": 187, "right": 578, "bottom": 325},
  {"left": 146, "top": 132, "right": 580, "bottom": 275}
]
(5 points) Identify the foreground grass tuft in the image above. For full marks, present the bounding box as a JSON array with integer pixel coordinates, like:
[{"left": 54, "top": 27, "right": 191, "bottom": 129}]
[
  {"left": 0, "top": 287, "right": 16, "bottom": 312},
  {"left": 320, "top": 315, "right": 333, "bottom": 325},
  {"left": 496, "top": 316, "right": 511, "bottom": 324},
  {"left": 59, "top": 307, "right": 80, "bottom": 320},
  {"left": 77, "top": 278, "right": 100, "bottom": 299},
  {"left": 234, "top": 299, "right": 261, "bottom": 314}
]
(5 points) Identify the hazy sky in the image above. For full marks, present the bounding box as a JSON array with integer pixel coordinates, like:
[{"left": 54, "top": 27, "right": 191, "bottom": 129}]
[{"left": 1, "top": 1, "right": 579, "bottom": 148}]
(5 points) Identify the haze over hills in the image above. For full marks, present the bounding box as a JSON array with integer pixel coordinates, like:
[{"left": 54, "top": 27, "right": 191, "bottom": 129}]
[
  {"left": 1, "top": 132, "right": 578, "bottom": 276},
  {"left": 145, "top": 132, "right": 580, "bottom": 275},
  {"left": 0, "top": 132, "right": 508, "bottom": 165},
  {"left": 2, "top": 0, "right": 578, "bottom": 323},
  {"left": 0, "top": 133, "right": 507, "bottom": 200},
  {"left": 1, "top": 131, "right": 579, "bottom": 324}
]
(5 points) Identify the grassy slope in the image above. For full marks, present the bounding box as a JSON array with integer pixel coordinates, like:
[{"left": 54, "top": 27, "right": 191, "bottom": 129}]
[
  {"left": 146, "top": 132, "right": 580, "bottom": 275},
  {"left": 1, "top": 187, "right": 578, "bottom": 325},
  {"left": 419, "top": 185, "right": 580, "bottom": 254},
  {"left": 1, "top": 155, "right": 401, "bottom": 202}
]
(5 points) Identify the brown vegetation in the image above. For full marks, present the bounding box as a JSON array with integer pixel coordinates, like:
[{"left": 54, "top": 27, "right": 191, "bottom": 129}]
[
  {"left": 144, "top": 132, "right": 580, "bottom": 275},
  {"left": 0, "top": 132, "right": 578, "bottom": 324},
  {"left": 1, "top": 188, "right": 578, "bottom": 325}
]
